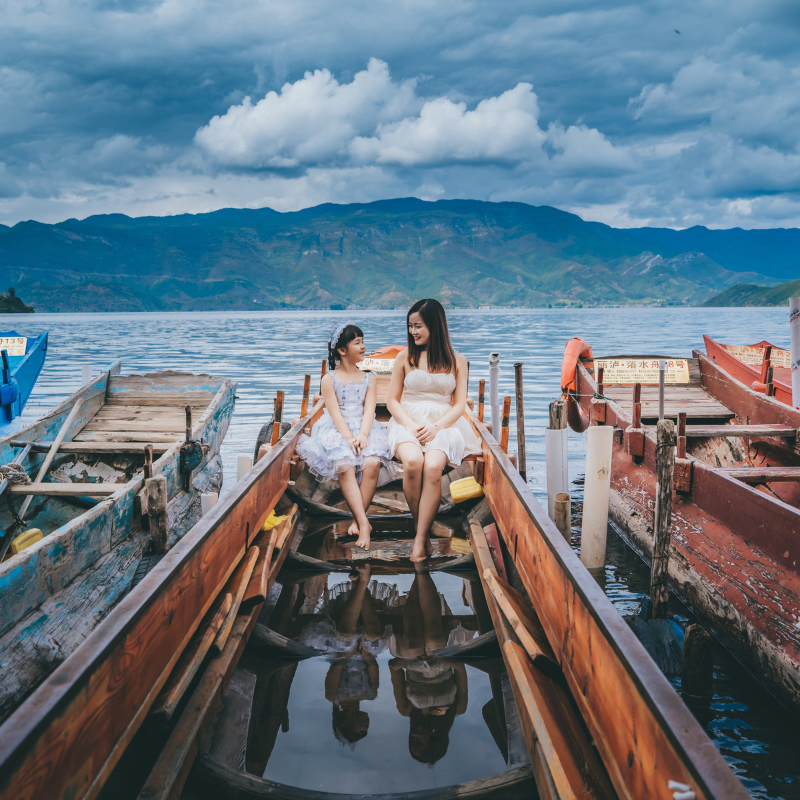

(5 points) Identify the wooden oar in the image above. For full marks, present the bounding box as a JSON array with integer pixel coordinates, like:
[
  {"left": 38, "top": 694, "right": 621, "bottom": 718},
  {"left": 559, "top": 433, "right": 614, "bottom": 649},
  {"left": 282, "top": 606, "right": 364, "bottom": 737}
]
[
  {"left": 149, "top": 593, "right": 233, "bottom": 723},
  {"left": 0, "top": 444, "right": 33, "bottom": 561},
  {"left": 210, "top": 546, "right": 259, "bottom": 655},
  {"left": 17, "top": 399, "right": 83, "bottom": 521}
]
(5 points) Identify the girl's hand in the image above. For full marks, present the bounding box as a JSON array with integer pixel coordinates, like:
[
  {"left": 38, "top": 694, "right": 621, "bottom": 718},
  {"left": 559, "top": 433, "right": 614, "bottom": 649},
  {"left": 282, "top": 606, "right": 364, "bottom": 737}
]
[
  {"left": 345, "top": 435, "right": 358, "bottom": 454},
  {"left": 404, "top": 420, "right": 424, "bottom": 438},
  {"left": 417, "top": 423, "right": 439, "bottom": 444},
  {"left": 353, "top": 433, "right": 369, "bottom": 453}
]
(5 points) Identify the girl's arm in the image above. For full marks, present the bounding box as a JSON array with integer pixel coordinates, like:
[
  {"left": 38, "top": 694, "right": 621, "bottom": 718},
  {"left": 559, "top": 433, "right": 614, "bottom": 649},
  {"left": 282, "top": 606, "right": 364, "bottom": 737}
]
[
  {"left": 355, "top": 374, "right": 379, "bottom": 445},
  {"left": 320, "top": 374, "right": 356, "bottom": 445},
  {"left": 417, "top": 353, "right": 470, "bottom": 443},
  {"left": 387, "top": 352, "right": 422, "bottom": 432}
]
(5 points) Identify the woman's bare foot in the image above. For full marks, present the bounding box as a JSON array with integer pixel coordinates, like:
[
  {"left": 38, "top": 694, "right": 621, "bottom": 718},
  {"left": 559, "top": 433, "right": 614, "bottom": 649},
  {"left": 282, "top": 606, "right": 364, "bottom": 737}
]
[
  {"left": 410, "top": 535, "right": 429, "bottom": 562},
  {"left": 347, "top": 519, "right": 359, "bottom": 537},
  {"left": 356, "top": 521, "right": 372, "bottom": 550}
]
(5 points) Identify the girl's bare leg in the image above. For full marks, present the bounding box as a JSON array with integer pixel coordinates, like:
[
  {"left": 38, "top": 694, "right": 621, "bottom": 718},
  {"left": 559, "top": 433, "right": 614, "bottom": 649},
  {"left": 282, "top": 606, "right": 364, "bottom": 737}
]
[
  {"left": 355, "top": 459, "right": 381, "bottom": 549},
  {"left": 339, "top": 468, "right": 371, "bottom": 547},
  {"left": 395, "top": 443, "right": 424, "bottom": 523},
  {"left": 413, "top": 561, "right": 447, "bottom": 651},
  {"left": 411, "top": 450, "right": 448, "bottom": 562}
]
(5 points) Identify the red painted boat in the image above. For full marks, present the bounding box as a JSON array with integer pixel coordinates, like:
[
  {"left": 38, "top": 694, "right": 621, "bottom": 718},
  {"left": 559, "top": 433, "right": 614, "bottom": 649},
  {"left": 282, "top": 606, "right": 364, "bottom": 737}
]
[
  {"left": 565, "top": 342, "right": 800, "bottom": 717},
  {"left": 704, "top": 334, "right": 794, "bottom": 407}
]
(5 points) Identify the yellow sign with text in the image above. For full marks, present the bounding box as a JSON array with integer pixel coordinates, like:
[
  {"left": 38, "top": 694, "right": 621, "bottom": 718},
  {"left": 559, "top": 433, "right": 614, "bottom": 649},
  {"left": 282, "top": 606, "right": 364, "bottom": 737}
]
[
  {"left": 0, "top": 337, "right": 27, "bottom": 357},
  {"left": 594, "top": 358, "right": 690, "bottom": 385}
]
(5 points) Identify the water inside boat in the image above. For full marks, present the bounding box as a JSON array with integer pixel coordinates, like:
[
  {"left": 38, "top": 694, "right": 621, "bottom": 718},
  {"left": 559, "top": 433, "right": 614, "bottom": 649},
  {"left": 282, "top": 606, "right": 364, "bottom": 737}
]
[{"left": 196, "top": 519, "right": 531, "bottom": 797}]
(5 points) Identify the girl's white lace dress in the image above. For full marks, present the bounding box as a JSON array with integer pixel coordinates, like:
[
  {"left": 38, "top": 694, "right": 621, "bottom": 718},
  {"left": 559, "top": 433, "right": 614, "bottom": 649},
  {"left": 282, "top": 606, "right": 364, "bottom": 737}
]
[
  {"left": 387, "top": 366, "right": 481, "bottom": 467},
  {"left": 296, "top": 371, "right": 396, "bottom": 485}
]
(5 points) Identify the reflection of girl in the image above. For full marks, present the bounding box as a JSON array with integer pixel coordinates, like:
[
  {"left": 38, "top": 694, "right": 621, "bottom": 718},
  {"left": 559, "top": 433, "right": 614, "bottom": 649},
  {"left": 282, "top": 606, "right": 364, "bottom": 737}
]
[{"left": 298, "top": 566, "right": 390, "bottom": 747}]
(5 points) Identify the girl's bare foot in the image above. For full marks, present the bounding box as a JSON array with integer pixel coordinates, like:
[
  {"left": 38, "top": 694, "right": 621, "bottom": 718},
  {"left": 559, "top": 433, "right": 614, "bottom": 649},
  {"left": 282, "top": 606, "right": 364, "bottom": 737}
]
[
  {"left": 356, "top": 521, "right": 372, "bottom": 550},
  {"left": 410, "top": 535, "right": 429, "bottom": 562},
  {"left": 347, "top": 519, "right": 359, "bottom": 537}
]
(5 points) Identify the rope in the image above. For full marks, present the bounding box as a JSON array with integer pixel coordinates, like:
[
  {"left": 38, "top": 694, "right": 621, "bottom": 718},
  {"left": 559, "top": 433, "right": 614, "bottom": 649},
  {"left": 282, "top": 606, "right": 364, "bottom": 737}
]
[{"left": 0, "top": 464, "right": 30, "bottom": 485}]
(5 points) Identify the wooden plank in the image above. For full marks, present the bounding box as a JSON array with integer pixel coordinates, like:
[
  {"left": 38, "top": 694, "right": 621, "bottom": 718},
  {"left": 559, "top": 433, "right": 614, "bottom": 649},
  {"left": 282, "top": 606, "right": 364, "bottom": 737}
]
[
  {"left": 81, "top": 420, "right": 187, "bottom": 433},
  {"left": 211, "top": 547, "right": 260, "bottom": 656},
  {"left": 720, "top": 467, "right": 800, "bottom": 482},
  {"left": 469, "top": 412, "right": 749, "bottom": 800},
  {"left": 0, "top": 402, "right": 304, "bottom": 800},
  {"left": 149, "top": 594, "right": 233, "bottom": 722},
  {"left": 8, "top": 483, "right": 123, "bottom": 496},
  {"left": 10, "top": 440, "right": 172, "bottom": 454},
  {"left": 93, "top": 405, "right": 205, "bottom": 419},
  {"left": 104, "top": 396, "right": 213, "bottom": 407},
  {"left": 684, "top": 424, "right": 795, "bottom": 438},
  {"left": 74, "top": 431, "right": 181, "bottom": 443}
]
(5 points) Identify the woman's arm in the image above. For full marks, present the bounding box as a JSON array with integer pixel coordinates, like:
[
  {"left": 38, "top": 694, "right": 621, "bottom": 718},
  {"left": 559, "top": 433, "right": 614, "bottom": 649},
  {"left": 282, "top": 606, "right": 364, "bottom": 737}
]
[
  {"left": 389, "top": 661, "right": 412, "bottom": 716},
  {"left": 386, "top": 352, "right": 422, "bottom": 432},
  {"left": 417, "top": 353, "right": 470, "bottom": 443},
  {"left": 320, "top": 374, "right": 356, "bottom": 446}
]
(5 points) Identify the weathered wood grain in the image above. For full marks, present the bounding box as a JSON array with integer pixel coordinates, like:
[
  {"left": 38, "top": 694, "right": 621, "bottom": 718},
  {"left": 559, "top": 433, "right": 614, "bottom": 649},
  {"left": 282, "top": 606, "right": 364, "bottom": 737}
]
[
  {"left": 8, "top": 482, "right": 123, "bottom": 496},
  {"left": 211, "top": 546, "right": 260, "bottom": 655}
]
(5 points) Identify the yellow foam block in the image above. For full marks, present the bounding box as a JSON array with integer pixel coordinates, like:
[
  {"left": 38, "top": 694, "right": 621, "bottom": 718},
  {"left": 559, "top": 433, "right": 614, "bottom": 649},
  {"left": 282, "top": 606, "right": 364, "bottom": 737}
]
[
  {"left": 448, "top": 535, "right": 472, "bottom": 555},
  {"left": 262, "top": 510, "right": 288, "bottom": 531},
  {"left": 10, "top": 528, "right": 43, "bottom": 555},
  {"left": 449, "top": 476, "right": 483, "bottom": 504}
]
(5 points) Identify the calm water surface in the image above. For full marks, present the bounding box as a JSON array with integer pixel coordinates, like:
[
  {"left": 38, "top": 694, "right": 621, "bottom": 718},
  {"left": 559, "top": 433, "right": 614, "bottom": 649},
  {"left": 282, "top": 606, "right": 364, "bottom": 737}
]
[{"left": 5, "top": 308, "right": 799, "bottom": 798}]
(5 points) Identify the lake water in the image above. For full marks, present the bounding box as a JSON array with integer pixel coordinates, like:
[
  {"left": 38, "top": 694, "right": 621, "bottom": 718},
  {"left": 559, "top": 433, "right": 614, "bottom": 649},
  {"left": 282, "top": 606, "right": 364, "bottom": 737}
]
[{"left": 6, "top": 307, "right": 799, "bottom": 798}]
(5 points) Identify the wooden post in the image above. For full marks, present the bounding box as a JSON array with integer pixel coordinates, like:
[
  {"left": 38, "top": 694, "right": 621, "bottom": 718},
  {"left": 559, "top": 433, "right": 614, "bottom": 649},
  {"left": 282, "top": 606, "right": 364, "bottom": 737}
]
[
  {"left": 185, "top": 406, "right": 192, "bottom": 443},
  {"left": 682, "top": 624, "right": 714, "bottom": 699},
  {"left": 146, "top": 476, "right": 169, "bottom": 555},
  {"left": 597, "top": 366, "right": 604, "bottom": 397},
  {"left": 677, "top": 412, "right": 686, "bottom": 458},
  {"left": 143, "top": 444, "right": 154, "bottom": 480},
  {"left": 549, "top": 399, "right": 567, "bottom": 430},
  {"left": 271, "top": 390, "right": 284, "bottom": 446},
  {"left": 500, "top": 396, "right": 511, "bottom": 454},
  {"left": 300, "top": 374, "right": 311, "bottom": 418},
  {"left": 759, "top": 345, "right": 773, "bottom": 383},
  {"left": 591, "top": 365, "right": 606, "bottom": 424},
  {"left": 626, "top": 382, "right": 644, "bottom": 460},
  {"left": 650, "top": 418, "right": 675, "bottom": 619},
  {"left": 658, "top": 360, "right": 666, "bottom": 421},
  {"left": 633, "top": 382, "right": 642, "bottom": 426},
  {"left": 554, "top": 492, "right": 571, "bottom": 541},
  {"left": 546, "top": 399, "right": 568, "bottom": 521},
  {"left": 478, "top": 379, "right": 485, "bottom": 422},
  {"left": 513, "top": 363, "right": 527, "bottom": 481}
]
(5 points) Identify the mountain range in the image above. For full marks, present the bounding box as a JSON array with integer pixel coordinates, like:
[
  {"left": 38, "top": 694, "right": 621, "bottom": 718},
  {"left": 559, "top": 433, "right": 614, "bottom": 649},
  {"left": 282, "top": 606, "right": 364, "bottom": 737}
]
[{"left": 0, "top": 198, "right": 797, "bottom": 311}]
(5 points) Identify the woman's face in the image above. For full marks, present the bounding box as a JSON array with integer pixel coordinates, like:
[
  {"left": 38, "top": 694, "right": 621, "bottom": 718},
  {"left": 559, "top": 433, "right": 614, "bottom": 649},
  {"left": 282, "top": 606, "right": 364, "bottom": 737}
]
[
  {"left": 338, "top": 336, "right": 366, "bottom": 363},
  {"left": 408, "top": 312, "right": 430, "bottom": 347}
]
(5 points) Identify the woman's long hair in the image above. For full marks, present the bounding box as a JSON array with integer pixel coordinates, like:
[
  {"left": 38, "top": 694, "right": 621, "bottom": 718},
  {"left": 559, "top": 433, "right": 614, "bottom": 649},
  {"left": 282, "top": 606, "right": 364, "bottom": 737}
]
[{"left": 406, "top": 299, "right": 456, "bottom": 374}]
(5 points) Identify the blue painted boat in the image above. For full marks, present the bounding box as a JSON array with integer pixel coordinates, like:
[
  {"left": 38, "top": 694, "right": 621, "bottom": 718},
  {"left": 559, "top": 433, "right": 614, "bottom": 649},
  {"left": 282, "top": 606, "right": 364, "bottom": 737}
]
[
  {"left": 0, "top": 360, "right": 236, "bottom": 723},
  {"left": 0, "top": 330, "right": 48, "bottom": 433}
]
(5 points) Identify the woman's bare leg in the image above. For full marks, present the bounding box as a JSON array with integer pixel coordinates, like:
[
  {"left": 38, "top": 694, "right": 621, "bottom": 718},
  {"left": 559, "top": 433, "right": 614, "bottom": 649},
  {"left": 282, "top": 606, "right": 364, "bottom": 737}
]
[
  {"left": 411, "top": 450, "right": 448, "bottom": 561},
  {"left": 355, "top": 459, "right": 381, "bottom": 549},
  {"left": 339, "top": 468, "right": 371, "bottom": 547},
  {"left": 395, "top": 443, "right": 424, "bottom": 523}
]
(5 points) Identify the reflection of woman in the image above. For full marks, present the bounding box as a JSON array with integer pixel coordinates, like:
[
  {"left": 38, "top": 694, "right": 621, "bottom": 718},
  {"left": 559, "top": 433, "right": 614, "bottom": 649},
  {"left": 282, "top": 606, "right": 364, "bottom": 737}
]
[
  {"left": 298, "top": 566, "right": 389, "bottom": 747},
  {"left": 388, "top": 562, "right": 469, "bottom": 764}
]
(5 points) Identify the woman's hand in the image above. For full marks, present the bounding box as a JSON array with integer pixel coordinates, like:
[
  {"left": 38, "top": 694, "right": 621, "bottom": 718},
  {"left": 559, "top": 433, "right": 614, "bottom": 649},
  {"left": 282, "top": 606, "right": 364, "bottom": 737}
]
[
  {"left": 417, "top": 422, "right": 439, "bottom": 444},
  {"left": 404, "top": 420, "right": 424, "bottom": 438},
  {"left": 353, "top": 433, "right": 369, "bottom": 453}
]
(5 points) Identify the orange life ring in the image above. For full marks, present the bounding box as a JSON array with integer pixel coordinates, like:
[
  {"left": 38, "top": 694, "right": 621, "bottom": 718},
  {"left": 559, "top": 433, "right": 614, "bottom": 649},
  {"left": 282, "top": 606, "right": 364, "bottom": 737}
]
[{"left": 561, "top": 337, "right": 593, "bottom": 433}]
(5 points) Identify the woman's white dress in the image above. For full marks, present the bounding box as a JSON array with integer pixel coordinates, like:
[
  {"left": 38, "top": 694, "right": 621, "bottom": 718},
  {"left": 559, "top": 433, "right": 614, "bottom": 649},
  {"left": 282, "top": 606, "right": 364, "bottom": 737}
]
[
  {"left": 296, "top": 371, "right": 396, "bottom": 485},
  {"left": 386, "top": 366, "right": 481, "bottom": 467}
]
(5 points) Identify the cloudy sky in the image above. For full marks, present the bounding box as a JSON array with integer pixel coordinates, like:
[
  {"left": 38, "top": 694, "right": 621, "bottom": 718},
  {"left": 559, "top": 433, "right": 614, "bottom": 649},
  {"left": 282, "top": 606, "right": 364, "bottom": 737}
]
[{"left": 2, "top": 0, "right": 800, "bottom": 229}]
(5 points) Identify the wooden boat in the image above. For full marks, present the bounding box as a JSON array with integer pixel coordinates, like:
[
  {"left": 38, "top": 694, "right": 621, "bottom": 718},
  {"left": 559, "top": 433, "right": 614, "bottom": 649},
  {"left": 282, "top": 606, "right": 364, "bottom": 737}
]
[
  {"left": 704, "top": 334, "right": 794, "bottom": 406},
  {"left": 0, "top": 360, "right": 235, "bottom": 724},
  {"left": 0, "top": 360, "right": 748, "bottom": 800},
  {"left": 563, "top": 339, "right": 800, "bottom": 717},
  {"left": 0, "top": 329, "right": 48, "bottom": 432}
]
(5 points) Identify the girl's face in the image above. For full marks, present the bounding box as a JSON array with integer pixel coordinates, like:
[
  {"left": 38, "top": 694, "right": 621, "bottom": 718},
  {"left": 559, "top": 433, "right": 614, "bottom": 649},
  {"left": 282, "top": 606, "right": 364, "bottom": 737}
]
[
  {"left": 408, "top": 312, "right": 430, "bottom": 347},
  {"left": 338, "top": 336, "right": 366, "bottom": 364}
]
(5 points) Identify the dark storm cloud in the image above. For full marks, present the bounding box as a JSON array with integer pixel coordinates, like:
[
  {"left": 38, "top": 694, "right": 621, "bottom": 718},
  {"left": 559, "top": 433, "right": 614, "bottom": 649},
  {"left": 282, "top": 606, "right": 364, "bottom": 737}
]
[{"left": 1, "top": 0, "right": 799, "bottom": 228}]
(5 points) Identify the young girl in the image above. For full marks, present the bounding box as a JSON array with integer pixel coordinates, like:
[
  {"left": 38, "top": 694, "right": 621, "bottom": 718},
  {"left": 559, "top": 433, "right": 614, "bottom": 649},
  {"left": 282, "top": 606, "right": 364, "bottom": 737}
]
[
  {"left": 386, "top": 299, "right": 481, "bottom": 562},
  {"left": 296, "top": 322, "right": 396, "bottom": 549}
]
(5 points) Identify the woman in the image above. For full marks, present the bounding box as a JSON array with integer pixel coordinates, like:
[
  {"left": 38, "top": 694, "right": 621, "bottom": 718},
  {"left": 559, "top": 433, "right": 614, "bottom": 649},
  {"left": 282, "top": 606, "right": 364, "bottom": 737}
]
[{"left": 387, "top": 299, "right": 481, "bottom": 561}]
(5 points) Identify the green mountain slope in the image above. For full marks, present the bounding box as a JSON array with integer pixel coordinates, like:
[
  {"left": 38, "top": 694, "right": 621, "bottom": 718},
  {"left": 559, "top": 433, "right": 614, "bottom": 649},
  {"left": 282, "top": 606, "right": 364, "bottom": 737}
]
[
  {"left": 0, "top": 198, "right": 781, "bottom": 311},
  {"left": 702, "top": 278, "right": 800, "bottom": 307}
]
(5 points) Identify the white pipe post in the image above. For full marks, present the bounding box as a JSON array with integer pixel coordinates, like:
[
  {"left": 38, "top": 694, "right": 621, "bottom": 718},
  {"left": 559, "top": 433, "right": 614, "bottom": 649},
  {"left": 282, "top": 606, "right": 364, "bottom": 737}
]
[
  {"left": 200, "top": 493, "right": 218, "bottom": 516},
  {"left": 791, "top": 298, "right": 800, "bottom": 408},
  {"left": 546, "top": 399, "right": 569, "bottom": 521},
  {"left": 237, "top": 454, "right": 253, "bottom": 481},
  {"left": 580, "top": 425, "right": 614, "bottom": 571},
  {"left": 81, "top": 365, "right": 92, "bottom": 385},
  {"left": 489, "top": 352, "right": 500, "bottom": 437},
  {"left": 658, "top": 360, "right": 666, "bottom": 421}
]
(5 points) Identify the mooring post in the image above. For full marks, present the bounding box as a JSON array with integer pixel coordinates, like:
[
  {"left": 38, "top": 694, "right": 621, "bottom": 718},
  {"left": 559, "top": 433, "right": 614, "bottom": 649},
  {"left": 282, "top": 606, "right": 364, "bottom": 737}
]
[
  {"left": 237, "top": 455, "right": 252, "bottom": 481},
  {"left": 146, "top": 475, "right": 169, "bottom": 554},
  {"left": 546, "top": 399, "right": 569, "bottom": 521},
  {"left": 682, "top": 623, "right": 714, "bottom": 700},
  {"left": 580, "top": 425, "right": 614, "bottom": 570},
  {"left": 658, "top": 360, "right": 666, "bottom": 421},
  {"left": 478, "top": 379, "right": 485, "bottom": 423},
  {"left": 300, "top": 374, "right": 311, "bottom": 418},
  {"left": 500, "top": 396, "right": 511, "bottom": 454},
  {"left": 554, "top": 492, "right": 571, "bottom": 541},
  {"left": 650, "top": 418, "right": 675, "bottom": 618},
  {"left": 591, "top": 365, "right": 607, "bottom": 424},
  {"left": 489, "top": 352, "right": 500, "bottom": 436},
  {"left": 143, "top": 444, "right": 154, "bottom": 480},
  {"left": 200, "top": 493, "right": 218, "bottom": 517},
  {"left": 271, "top": 390, "right": 285, "bottom": 446},
  {"left": 184, "top": 405, "right": 192, "bottom": 443},
  {"left": 513, "top": 363, "right": 527, "bottom": 481}
]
